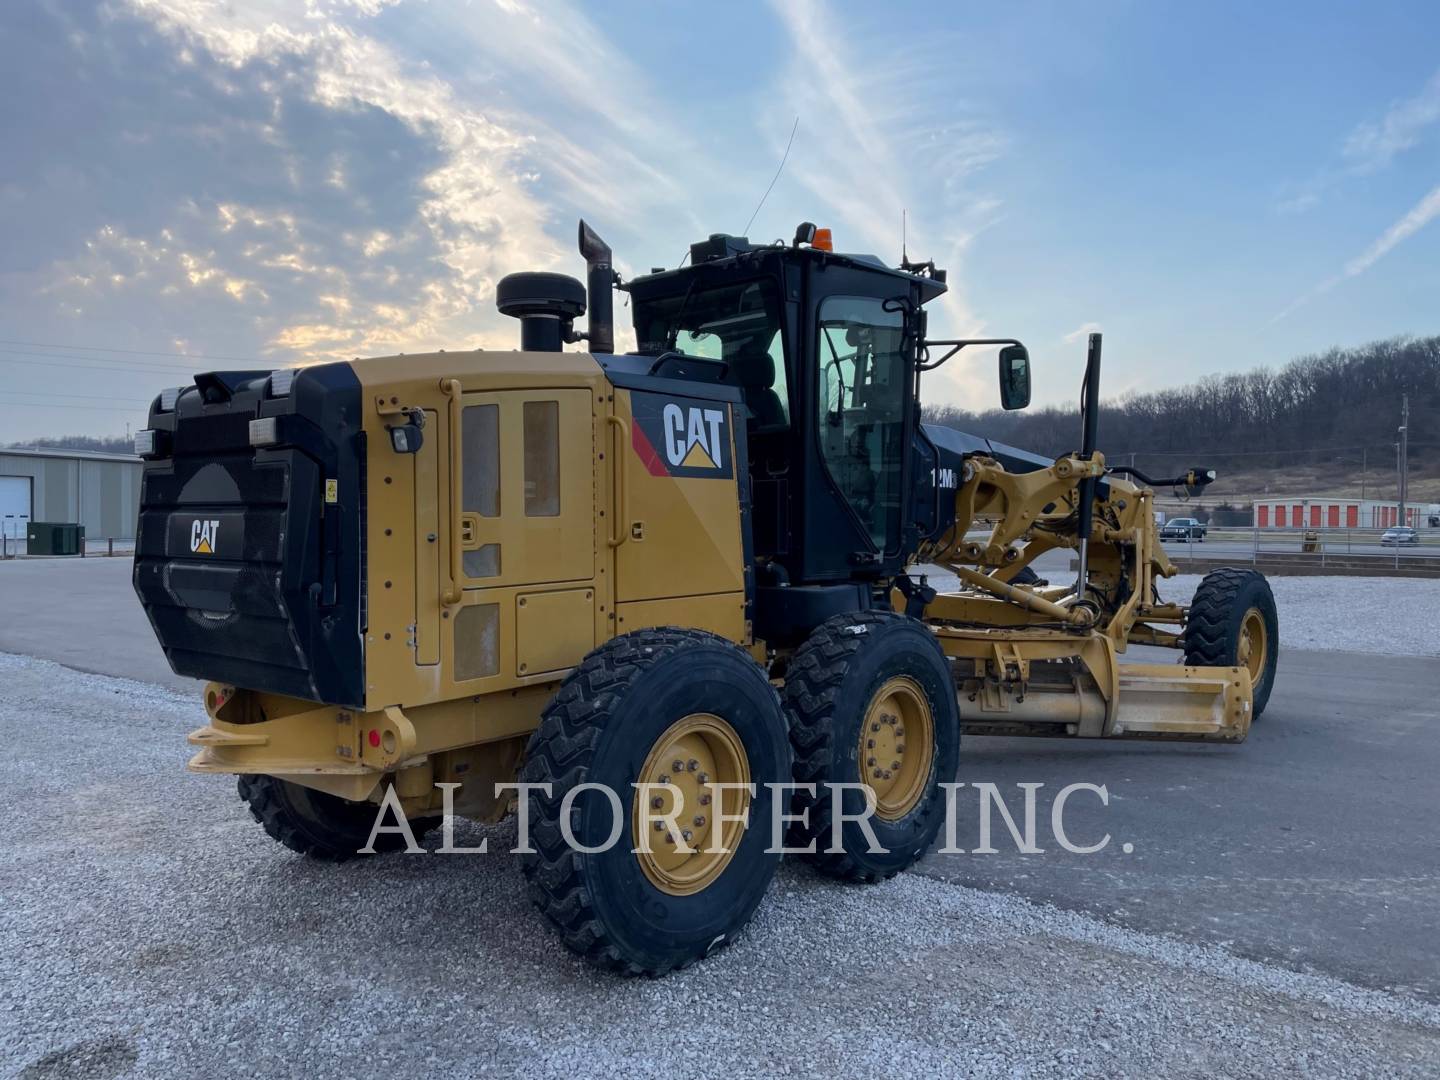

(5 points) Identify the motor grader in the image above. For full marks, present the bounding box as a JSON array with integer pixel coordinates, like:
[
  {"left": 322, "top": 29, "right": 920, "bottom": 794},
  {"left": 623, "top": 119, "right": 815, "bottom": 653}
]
[{"left": 132, "top": 220, "right": 1278, "bottom": 975}]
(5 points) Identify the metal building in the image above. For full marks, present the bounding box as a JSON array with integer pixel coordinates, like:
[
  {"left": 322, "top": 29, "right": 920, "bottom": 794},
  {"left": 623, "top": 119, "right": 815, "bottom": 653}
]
[
  {"left": 1253, "top": 496, "right": 1440, "bottom": 530},
  {"left": 0, "top": 447, "right": 143, "bottom": 543}
]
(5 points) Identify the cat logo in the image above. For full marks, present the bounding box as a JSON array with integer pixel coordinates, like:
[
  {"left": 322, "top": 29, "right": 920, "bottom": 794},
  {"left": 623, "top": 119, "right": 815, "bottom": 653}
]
[
  {"left": 629, "top": 393, "right": 733, "bottom": 480},
  {"left": 190, "top": 518, "right": 220, "bottom": 555},
  {"left": 662, "top": 403, "right": 725, "bottom": 470}
]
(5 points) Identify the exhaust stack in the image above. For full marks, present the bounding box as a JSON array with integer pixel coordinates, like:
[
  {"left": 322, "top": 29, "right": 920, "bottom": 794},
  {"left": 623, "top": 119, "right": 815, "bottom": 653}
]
[{"left": 578, "top": 219, "right": 615, "bottom": 354}]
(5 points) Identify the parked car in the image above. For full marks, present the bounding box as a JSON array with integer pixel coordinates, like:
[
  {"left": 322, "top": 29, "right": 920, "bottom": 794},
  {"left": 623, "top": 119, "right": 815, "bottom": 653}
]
[
  {"left": 1381, "top": 526, "right": 1419, "bottom": 546},
  {"left": 1159, "top": 517, "right": 1207, "bottom": 541}
]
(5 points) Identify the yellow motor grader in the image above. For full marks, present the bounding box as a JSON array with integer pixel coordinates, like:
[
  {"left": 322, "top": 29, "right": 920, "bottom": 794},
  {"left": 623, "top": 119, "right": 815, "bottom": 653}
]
[{"left": 132, "top": 220, "right": 1277, "bottom": 974}]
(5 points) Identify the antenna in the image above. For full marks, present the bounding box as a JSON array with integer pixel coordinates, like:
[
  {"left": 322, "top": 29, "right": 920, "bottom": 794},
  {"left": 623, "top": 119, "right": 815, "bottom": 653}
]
[
  {"left": 902, "top": 209, "right": 908, "bottom": 264},
  {"left": 741, "top": 116, "right": 799, "bottom": 238},
  {"left": 674, "top": 116, "right": 799, "bottom": 271}
]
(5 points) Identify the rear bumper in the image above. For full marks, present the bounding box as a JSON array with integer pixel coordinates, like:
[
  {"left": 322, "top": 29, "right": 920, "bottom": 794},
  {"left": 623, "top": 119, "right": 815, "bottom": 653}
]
[{"left": 187, "top": 684, "right": 417, "bottom": 801}]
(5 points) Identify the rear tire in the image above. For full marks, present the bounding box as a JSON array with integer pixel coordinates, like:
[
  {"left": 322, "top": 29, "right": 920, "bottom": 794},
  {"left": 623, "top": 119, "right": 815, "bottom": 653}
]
[
  {"left": 520, "top": 628, "right": 790, "bottom": 976},
  {"left": 238, "top": 774, "right": 434, "bottom": 860},
  {"left": 1182, "top": 568, "right": 1279, "bottom": 717},
  {"left": 784, "top": 611, "right": 960, "bottom": 882}
]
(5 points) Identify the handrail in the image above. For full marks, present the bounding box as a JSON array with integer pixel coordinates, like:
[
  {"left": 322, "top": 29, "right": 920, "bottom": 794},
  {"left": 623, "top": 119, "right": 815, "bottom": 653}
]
[
  {"left": 441, "top": 379, "right": 464, "bottom": 604},
  {"left": 606, "top": 414, "right": 630, "bottom": 548}
]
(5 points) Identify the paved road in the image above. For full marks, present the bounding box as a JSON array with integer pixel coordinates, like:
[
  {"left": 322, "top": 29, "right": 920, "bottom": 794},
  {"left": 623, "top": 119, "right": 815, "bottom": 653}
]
[
  {"left": 922, "top": 648, "right": 1440, "bottom": 1001},
  {"left": 0, "top": 556, "right": 193, "bottom": 691}
]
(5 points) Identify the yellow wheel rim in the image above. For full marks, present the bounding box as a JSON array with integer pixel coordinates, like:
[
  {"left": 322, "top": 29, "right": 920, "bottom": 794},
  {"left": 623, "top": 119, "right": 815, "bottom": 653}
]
[
  {"left": 1238, "top": 607, "right": 1268, "bottom": 684},
  {"left": 632, "top": 713, "right": 751, "bottom": 897},
  {"left": 858, "top": 676, "right": 934, "bottom": 821}
]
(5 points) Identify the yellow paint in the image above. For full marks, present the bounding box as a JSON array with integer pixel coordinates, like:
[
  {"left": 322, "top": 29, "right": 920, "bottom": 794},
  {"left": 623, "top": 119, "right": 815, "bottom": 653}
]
[{"left": 516, "top": 588, "right": 595, "bottom": 676}]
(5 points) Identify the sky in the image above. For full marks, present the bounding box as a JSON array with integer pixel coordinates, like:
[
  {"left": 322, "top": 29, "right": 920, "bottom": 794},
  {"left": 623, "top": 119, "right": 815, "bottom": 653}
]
[{"left": 2, "top": 0, "right": 1439, "bottom": 443}]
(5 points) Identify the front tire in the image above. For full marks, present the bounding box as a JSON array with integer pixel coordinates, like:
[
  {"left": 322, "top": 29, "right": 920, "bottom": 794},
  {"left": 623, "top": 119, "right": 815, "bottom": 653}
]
[
  {"left": 784, "top": 611, "right": 960, "bottom": 882},
  {"left": 520, "top": 628, "right": 790, "bottom": 976},
  {"left": 1182, "top": 568, "right": 1280, "bottom": 717}
]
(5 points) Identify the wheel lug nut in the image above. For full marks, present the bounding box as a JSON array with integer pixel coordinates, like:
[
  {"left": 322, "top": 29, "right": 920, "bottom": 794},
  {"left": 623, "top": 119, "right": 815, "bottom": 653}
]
[
  {"left": 699, "top": 793, "right": 712, "bottom": 806},
  {"left": 682, "top": 829, "right": 694, "bottom": 843},
  {"left": 671, "top": 759, "right": 685, "bottom": 773},
  {"left": 867, "top": 739, "right": 876, "bottom": 749},
  {"left": 891, "top": 761, "right": 900, "bottom": 770},
  {"left": 651, "top": 796, "right": 664, "bottom": 809},
  {"left": 687, "top": 758, "right": 699, "bottom": 771},
  {"left": 658, "top": 774, "right": 670, "bottom": 785},
  {"left": 653, "top": 821, "right": 665, "bottom": 831},
  {"left": 867, "top": 756, "right": 876, "bottom": 766},
  {"left": 896, "top": 743, "right": 905, "bottom": 753},
  {"left": 872, "top": 769, "right": 883, "bottom": 779},
  {"left": 693, "top": 815, "right": 706, "bottom": 827},
  {"left": 871, "top": 723, "right": 880, "bottom": 733}
]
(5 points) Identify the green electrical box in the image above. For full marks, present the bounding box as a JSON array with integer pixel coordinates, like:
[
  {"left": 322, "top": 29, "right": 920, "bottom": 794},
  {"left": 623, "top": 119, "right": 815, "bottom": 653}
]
[{"left": 26, "top": 522, "right": 86, "bottom": 556}]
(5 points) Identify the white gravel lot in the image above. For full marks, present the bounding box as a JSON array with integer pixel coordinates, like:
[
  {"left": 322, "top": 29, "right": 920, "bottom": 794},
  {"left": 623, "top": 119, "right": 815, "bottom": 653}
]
[
  {"left": 922, "top": 568, "right": 1440, "bottom": 657},
  {"left": 1157, "top": 575, "right": 1439, "bottom": 656},
  {"left": 3, "top": 652, "right": 1439, "bottom": 1078}
]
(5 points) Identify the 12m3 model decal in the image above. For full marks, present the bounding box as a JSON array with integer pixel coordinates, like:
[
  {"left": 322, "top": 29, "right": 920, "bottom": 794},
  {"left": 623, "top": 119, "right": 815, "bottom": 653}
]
[{"left": 630, "top": 393, "right": 734, "bottom": 479}]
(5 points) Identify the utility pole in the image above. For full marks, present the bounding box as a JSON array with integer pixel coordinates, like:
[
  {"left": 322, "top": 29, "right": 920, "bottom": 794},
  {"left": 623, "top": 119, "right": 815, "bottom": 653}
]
[
  {"left": 1398, "top": 394, "right": 1409, "bottom": 528},
  {"left": 1361, "top": 446, "right": 1367, "bottom": 501}
]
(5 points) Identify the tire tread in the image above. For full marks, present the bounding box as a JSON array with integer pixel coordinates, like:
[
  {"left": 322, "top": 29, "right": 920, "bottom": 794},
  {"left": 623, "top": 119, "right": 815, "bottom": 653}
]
[{"left": 519, "top": 627, "right": 775, "bottom": 977}]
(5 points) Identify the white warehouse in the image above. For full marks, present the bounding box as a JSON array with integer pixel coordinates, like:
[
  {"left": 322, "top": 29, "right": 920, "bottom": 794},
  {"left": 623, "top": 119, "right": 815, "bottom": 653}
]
[{"left": 0, "top": 447, "right": 143, "bottom": 543}]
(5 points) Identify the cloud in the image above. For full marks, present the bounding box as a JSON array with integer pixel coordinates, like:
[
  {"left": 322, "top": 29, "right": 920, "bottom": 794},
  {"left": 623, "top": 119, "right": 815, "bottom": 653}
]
[
  {"left": 766, "top": 0, "right": 1006, "bottom": 406},
  {"left": 1063, "top": 321, "right": 1103, "bottom": 345},
  {"left": 1342, "top": 69, "right": 1440, "bottom": 174},
  {"left": 1343, "top": 181, "right": 1440, "bottom": 275},
  {"left": 127, "top": 0, "right": 567, "bottom": 356},
  {"left": 0, "top": 0, "right": 584, "bottom": 384},
  {"left": 0, "top": 0, "right": 1011, "bottom": 436},
  {"left": 1276, "top": 188, "right": 1322, "bottom": 216},
  {"left": 1279, "top": 67, "right": 1440, "bottom": 214},
  {"left": 1272, "top": 181, "right": 1440, "bottom": 322}
]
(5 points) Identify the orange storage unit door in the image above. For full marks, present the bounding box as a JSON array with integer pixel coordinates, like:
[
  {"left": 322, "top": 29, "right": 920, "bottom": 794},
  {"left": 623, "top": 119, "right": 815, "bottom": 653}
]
[
  {"left": 1346, "top": 505, "right": 1358, "bottom": 527},
  {"left": 1328, "top": 505, "right": 1340, "bottom": 527},
  {"left": 1258, "top": 505, "right": 1269, "bottom": 527}
]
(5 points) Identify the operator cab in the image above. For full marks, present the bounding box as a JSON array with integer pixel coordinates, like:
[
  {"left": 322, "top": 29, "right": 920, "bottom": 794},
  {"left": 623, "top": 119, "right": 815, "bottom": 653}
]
[{"left": 624, "top": 225, "right": 950, "bottom": 603}]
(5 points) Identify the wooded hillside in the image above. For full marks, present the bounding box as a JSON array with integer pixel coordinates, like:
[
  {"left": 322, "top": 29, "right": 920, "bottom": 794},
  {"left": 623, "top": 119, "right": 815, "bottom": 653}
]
[{"left": 925, "top": 335, "right": 1440, "bottom": 500}]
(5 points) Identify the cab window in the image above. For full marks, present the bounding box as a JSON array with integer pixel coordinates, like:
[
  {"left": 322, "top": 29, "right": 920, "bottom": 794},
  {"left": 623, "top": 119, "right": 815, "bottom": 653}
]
[
  {"left": 635, "top": 279, "right": 790, "bottom": 431},
  {"left": 816, "top": 295, "right": 907, "bottom": 553}
]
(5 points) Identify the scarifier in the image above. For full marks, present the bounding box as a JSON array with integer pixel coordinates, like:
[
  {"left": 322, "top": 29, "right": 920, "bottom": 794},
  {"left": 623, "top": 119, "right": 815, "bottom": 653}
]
[{"left": 133, "top": 220, "right": 1279, "bottom": 974}]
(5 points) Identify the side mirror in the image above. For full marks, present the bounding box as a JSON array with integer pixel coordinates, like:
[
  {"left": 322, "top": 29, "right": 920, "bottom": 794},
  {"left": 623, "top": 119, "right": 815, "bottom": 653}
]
[{"left": 998, "top": 344, "right": 1031, "bottom": 410}]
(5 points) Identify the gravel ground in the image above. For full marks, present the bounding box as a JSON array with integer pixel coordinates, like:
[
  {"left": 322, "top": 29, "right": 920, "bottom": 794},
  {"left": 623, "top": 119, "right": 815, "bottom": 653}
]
[
  {"left": 3, "top": 653, "right": 1439, "bottom": 1078},
  {"left": 1157, "top": 574, "right": 1439, "bottom": 656},
  {"left": 923, "top": 568, "right": 1440, "bottom": 657}
]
